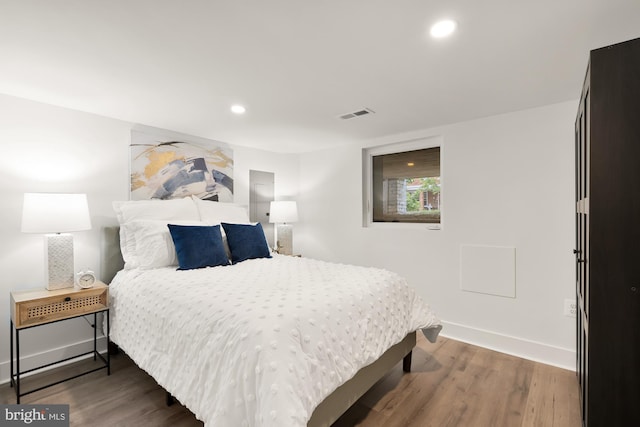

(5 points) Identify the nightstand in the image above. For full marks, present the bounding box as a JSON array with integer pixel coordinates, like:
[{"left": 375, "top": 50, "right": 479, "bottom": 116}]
[{"left": 9, "top": 282, "right": 110, "bottom": 403}]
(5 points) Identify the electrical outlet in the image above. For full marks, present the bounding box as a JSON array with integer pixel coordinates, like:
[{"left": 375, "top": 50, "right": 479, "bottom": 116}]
[{"left": 564, "top": 299, "right": 577, "bottom": 317}]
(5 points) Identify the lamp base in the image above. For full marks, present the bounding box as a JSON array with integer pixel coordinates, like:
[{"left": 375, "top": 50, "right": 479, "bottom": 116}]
[
  {"left": 45, "top": 234, "right": 75, "bottom": 290},
  {"left": 276, "top": 224, "right": 293, "bottom": 256}
]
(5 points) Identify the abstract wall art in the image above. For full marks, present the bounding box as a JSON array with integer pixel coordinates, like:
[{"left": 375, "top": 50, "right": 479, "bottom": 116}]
[{"left": 130, "top": 129, "right": 233, "bottom": 201}]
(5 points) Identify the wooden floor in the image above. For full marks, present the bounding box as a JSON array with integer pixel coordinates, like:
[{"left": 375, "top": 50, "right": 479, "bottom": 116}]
[{"left": 1, "top": 334, "right": 581, "bottom": 427}]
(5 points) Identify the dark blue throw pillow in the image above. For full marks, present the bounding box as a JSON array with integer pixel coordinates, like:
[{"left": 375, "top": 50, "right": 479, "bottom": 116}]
[
  {"left": 221, "top": 222, "right": 272, "bottom": 264},
  {"left": 168, "top": 224, "right": 229, "bottom": 270}
]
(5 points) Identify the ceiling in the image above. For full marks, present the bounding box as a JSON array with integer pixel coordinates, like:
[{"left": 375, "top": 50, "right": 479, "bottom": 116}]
[{"left": 1, "top": 0, "right": 639, "bottom": 153}]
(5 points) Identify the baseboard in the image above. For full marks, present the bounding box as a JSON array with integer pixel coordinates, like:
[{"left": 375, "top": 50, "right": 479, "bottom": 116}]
[
  {"left": 440, "top": 320, "right": 576, "bottom": 371},
  {"left": 0, "top": 336, "right": 108, "bottom": 385}
]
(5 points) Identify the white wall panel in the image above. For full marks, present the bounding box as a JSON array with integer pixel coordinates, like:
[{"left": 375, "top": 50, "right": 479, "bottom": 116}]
[{"left": 460, "top": 245, "right": 516, "bottom": 298}]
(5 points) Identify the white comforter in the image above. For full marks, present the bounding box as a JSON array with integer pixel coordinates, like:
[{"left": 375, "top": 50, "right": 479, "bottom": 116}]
[{"left": 108, "top": 254, "right": 440, "bottom": 427}]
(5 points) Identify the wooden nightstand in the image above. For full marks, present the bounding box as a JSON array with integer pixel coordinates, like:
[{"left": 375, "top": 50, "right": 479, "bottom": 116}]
[{"left": 9, "top": 282, "right": 110, "bottom": 403}]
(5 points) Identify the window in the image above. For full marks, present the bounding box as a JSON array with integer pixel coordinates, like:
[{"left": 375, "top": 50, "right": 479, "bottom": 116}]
[{"left": 364, "top": 137, "right": 442, "bottom": 226}]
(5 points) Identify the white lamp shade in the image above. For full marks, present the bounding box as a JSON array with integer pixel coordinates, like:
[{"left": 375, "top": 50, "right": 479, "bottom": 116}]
[
  {"left": 269, "top": 201, "right": 298, "bottom": 223},
  {"left": 22, "top": 193, "right": 92, "bottom": 233}
]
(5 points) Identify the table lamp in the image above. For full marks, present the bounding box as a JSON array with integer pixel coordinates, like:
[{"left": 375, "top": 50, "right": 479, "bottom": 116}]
[
  {"left": 269, "top": 201, "right": 298, "bottom": 255},
  {"left": 21, "top": 193, "right": 92, "bottom": 290}
]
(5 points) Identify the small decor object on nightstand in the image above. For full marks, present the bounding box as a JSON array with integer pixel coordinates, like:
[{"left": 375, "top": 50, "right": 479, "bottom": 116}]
[{"left": 76, "top": 270, "right": 97, "bottom": 288}]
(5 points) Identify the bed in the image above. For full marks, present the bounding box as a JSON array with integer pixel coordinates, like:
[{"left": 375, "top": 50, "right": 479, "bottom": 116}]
[{"left": 102, "top": 197, "right": 441, "bottom": 427}]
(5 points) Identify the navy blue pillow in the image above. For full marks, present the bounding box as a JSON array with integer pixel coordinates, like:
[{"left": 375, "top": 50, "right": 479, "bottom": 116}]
[
  {"left": 167, "top": 224, "right": 229, "bottom": 270},
  {"left": 221, "top": 222, "right": 272, "bottom": 264}
]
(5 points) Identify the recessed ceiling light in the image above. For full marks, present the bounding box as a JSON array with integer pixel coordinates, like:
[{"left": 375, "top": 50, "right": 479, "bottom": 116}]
[
  {"left": 407, "top": 162, "right": 415, "bottom": 167},
  {"left": 430, "top": 19, "right": 457, "bottom": 38},
  {"left": 231, "top": 105, "right": 246, "bottom": 114}
]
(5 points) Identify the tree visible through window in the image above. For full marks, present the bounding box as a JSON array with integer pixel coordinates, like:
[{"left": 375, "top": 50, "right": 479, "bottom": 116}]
[{"left": 371, "top": 147, "right": 441, "bottom": 223}]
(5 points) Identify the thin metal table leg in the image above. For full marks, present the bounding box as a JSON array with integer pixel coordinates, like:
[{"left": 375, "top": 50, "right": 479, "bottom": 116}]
[
  {"left": 107, "top": 309, "right": 111, "bottom": 375},
  {"left": 93, "top": 312, "right": 97, "bottom": 361},
  {"left": 16, "top": 327, "right": 20, "bottom": 404},
  {"left": 9, "top": 320, "right": 13, "bottom": 389}
]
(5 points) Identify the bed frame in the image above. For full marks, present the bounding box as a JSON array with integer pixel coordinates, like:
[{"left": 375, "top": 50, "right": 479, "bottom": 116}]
[{"left": 101, "top": 226, "right": 417, "bottom": 426}]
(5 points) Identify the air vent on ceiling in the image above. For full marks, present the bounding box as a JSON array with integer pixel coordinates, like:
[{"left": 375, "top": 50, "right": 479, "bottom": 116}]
[{"left": 338, "top": 107, "right": 376, "bottom": 120}]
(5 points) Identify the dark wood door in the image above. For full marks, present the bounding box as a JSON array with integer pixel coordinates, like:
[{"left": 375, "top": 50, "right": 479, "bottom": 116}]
[{"left": 578, "top": 37, "right": 640, "bottom": 427}]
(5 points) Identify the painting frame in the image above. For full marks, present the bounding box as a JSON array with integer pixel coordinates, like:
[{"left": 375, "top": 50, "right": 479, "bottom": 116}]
[{"left": 130, "top": 129, "right": 233, "bottom": 201}]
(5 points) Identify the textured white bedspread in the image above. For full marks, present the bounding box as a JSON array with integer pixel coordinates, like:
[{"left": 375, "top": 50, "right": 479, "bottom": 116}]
[{"left": 108, "top": 255, "right": 440, "bottom": 427}]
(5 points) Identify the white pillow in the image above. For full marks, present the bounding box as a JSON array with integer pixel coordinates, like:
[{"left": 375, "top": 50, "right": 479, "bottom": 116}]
[
  {"left": 113, "top": 197, "right": 199, "bottom": 225},
  {"left": 192, "top": 196, "right": 250, "bottom": 224},
  {"left": 120, "top": 219, "right": 205, "bottom": 269}
]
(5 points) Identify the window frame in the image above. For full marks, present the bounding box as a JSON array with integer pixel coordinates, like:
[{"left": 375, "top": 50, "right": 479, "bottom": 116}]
[{"left": 362, "top": 135, "right": 443, "bottom": 229}]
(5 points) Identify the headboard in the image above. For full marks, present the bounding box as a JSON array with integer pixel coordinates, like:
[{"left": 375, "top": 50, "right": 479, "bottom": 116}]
[{"left": 101, "top": 226, "right": 124, "bottom": 284}]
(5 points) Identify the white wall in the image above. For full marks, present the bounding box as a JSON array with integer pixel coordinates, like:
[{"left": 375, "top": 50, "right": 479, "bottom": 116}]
[
  {"left": 297, "top": 101, "right": 577, "bottom": 369},
  {"left": 0, "top": 93, "right": 298, "bottom": 383}
]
